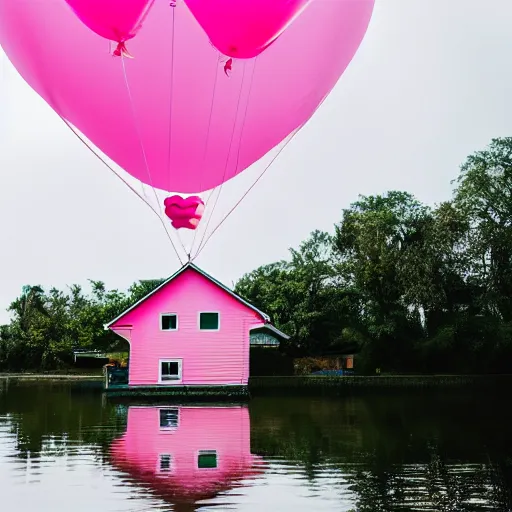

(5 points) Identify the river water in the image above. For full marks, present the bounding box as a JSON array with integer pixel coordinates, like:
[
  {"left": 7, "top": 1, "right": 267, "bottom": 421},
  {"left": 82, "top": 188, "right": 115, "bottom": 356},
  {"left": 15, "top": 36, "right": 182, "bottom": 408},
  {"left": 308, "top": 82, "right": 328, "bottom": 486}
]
[{"left": 0, "top": 380, "right": 511, "bottom": 511}]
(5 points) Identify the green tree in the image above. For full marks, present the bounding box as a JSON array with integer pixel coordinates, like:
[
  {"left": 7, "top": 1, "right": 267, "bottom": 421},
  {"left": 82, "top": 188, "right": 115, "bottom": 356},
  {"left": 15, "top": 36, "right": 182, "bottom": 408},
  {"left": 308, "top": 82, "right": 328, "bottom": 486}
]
[
  {"left": 236, "top": 230, "right": 361, "bottom": 355},
  {"left": 454, "top": 137, "right": 512, "bottom": 320},
  {"left": 3, "top": 137, "right": 512, "bottom": 374},
  {"left": 333, "top": 192, "right": 429, "bottom": 370}
]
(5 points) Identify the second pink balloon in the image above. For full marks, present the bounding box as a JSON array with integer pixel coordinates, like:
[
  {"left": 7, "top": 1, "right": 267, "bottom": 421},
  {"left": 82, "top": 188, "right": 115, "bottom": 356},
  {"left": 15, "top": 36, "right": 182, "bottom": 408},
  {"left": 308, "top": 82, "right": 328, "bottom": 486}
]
[{"left": 184, "top": 0, "right": 312, "bottom": 59}]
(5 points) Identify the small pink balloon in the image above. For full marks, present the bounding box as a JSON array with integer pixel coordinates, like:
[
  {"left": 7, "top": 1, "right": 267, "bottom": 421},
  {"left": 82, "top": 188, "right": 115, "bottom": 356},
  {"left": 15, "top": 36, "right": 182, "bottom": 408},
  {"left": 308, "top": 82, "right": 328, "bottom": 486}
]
[
  {"left": 184, "top": 0, "right": 312, "bottom": 59},
  {"left": 164, "top": 195, "right": 205, "bottom": 230},
  {"left": 64, "top": 0, "right": 155, "bottom": 57}
]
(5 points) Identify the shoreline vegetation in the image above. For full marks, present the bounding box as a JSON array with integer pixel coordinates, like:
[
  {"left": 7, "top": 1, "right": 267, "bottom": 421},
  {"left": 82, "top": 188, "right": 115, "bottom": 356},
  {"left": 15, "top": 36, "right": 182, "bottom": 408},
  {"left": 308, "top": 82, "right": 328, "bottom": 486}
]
[
  {"left": 2, "top": 138, "right": 512, "bottom": 376},
  {"left": 2, "top": 374, "right": 512, "bottom": 396},
  {"left": 0, "top": 373, "right": 103, "bottom": 379}
]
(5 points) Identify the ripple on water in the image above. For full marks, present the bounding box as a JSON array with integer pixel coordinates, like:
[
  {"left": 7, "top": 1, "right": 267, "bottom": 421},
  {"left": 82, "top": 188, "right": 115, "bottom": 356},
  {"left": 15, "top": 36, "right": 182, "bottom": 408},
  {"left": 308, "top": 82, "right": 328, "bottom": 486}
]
[{"left": 0, "top": 390, "right": 511, "bottom": 511}]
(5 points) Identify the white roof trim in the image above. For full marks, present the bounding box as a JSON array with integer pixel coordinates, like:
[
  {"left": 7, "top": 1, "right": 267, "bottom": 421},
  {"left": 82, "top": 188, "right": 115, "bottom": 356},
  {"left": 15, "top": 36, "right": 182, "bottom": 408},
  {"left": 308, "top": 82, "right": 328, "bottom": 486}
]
[
  {"left": 250, "top": 323, "right": 290, "bottom": 340},
  {"left": 104, "top": 262, "right": 271, "bottom": 330}
]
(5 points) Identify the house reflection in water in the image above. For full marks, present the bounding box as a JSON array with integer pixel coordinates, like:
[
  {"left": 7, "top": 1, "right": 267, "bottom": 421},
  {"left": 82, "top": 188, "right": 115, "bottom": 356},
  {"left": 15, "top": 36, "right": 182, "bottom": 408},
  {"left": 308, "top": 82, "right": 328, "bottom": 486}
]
[{"left": 110, "top": 405, "right": 265, "bottom": 510}]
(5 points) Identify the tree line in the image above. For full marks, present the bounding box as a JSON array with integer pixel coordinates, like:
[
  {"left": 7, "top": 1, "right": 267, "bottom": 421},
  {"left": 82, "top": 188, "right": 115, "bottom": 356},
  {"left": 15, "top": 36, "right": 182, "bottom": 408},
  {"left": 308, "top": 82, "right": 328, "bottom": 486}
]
[
  {"left": 235, "top": 137, "right": 512, "bottom": 374},
  {"left": 2, "top": 137, "right": 512, "bottom": 374},
  {"left": 0, "top": 279, "right": 164, "bottom": 371}
]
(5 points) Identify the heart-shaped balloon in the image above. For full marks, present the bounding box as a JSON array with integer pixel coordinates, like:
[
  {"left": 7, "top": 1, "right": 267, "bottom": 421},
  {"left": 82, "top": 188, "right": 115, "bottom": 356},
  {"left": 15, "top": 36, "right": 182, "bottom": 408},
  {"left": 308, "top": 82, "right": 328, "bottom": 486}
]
[
  {"left": 184, "top": 0, "right": 312, "bottom": 59},
  {"left": 164, "top": 195, "right": 205, "bottom": 230},
  {"left": 0, "top": 0, "right": 374, "bottom": 193}
]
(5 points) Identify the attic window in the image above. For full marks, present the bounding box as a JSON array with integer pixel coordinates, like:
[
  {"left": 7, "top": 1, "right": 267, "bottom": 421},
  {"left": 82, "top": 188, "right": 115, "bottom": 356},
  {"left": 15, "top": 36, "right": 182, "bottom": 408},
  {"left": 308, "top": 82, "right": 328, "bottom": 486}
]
[
  {"left": 161, "top": 313, "right": 178, "bottom": 331},
  {"left": 199, "top": 312, "right": 219, "bottom": 330}
]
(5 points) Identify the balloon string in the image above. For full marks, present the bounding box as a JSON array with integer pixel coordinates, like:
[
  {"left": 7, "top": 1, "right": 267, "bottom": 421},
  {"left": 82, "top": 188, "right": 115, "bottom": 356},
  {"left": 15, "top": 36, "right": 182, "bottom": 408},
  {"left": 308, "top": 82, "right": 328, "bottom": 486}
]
[
  {"left": 194, "top": 82, "right": 335, "bottom": 260},
  {"left": 193, "top": 87, "right": 335, "bottom": 260},
  {"left": 193, "top": 129, "right": 299, "bottom": 261},
  {"left": 234, "top": 57, "right": 258, "bottom": 172},
  {"left": 118, "top": 60, "right": 153, "bottom": 207},
  {"left": 193, "top": 59, "right": 256, "bottom": 259},
  {"left": 191, "top": 157, "right": 221, "bottom": 255},
  {"left": 120, "top": 57, "right": 162, "bottom": 216},
  {"left": 163, "top": 7, "right": 189, "bottom": 259},
  {"left": 192, "top": 185, "right": 221, "bottom": 258},
  {"left": 191, "top": 53, "right": 222, "bottom": 256},
  {"left": 198, "top": 52, "right": 221, "bottom": 195},
  {"left": 191, "top": 187, "right": 215, "bottom": 258},
  {"left": 121, "top": 53, "right": 188, "bottom": 258},
  {"left": 166, "top": 5, "right": 176, "bottom": 194},
  {"left": 194, "top": 60, "right": 249, "bottom": 258},
  {"left": 58, "top": 116, "right": 184, "bottom": 266}
]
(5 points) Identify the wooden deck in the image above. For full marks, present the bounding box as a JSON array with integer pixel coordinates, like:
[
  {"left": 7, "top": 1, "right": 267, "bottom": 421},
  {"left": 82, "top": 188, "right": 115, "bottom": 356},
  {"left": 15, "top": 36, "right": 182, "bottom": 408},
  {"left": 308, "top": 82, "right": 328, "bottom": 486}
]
[
  {"left": 105, "top": 384, "right": 250, "bottom": 400},
  {"left": 104, "top": 367, "right": 249, "bottom": 400}
]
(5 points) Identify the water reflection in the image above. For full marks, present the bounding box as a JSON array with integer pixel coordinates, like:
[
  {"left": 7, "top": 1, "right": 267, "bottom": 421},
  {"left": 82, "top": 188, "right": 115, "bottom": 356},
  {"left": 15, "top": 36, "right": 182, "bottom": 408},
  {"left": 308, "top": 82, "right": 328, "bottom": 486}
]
[
  {"left": 249, "top": 395, "right": 512, "bottom": 511},
  {"left": 0, "top": 382, "right": 511, "bottom": 511},
  {"left": 110, "top": 405, "right": 265, "bottom": 510}
]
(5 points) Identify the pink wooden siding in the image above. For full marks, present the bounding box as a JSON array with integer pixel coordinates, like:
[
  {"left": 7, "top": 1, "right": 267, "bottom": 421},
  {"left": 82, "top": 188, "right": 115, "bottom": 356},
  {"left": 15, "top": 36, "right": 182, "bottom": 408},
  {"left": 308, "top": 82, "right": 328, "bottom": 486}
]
[
  {"left": 109, "top": 267, "right": 263, "bottom": 385},
  {"left": 110, "top": 405, "right": 265, "bottom": 504}
]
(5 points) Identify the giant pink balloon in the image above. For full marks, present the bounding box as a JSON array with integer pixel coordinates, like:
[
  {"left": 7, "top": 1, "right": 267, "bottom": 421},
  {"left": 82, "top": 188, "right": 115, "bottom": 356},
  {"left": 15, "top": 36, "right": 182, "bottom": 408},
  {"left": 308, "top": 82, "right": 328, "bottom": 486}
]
[
  {"left": 0, "top": 0, "right": 374, "bottom": 194},
  {"left": 184, "top": 0, "right": 312, "bottom": 59},
  {"left": 64, "top": 0, "right": 155, "bottom": 46}
]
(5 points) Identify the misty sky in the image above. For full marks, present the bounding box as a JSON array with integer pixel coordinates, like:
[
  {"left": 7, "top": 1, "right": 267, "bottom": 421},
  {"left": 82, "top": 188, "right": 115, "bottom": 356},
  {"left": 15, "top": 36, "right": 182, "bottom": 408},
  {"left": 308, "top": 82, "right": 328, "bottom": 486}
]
[{"left": 1, "top": 0, "right": 512, "bottom": 324}]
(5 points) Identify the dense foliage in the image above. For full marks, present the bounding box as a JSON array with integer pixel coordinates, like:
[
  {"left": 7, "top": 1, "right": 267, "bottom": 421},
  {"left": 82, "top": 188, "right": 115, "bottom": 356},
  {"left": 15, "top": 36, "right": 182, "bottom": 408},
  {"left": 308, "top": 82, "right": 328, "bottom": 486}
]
[
  {"left": 2, "top": 137, "right": 512, "bottom": 374},
  {"left": 235, "top": 137, "right": 512, "bottom": 374},
  {"left": 0, "top": 279, "right": 164, "bottom": 371}
]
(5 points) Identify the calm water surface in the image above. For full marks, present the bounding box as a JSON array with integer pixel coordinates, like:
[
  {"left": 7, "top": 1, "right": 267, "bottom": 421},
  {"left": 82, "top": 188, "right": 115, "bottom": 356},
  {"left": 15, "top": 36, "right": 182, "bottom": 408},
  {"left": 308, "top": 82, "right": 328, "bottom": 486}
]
[{"left": 1, "top": 380, "right": 511, "bottom": 512}]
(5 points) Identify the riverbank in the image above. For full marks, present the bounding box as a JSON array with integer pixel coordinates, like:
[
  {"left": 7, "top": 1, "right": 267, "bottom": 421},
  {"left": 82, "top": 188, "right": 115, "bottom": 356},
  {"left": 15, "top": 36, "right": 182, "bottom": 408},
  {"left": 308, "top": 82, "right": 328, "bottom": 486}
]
[
  {"left": 2, "top": 373, "right": 512, "bottom": 392},
  {"left": 250, "top": 374, "right": 512, "bottom": 395},
  {"left": 0, "top": 373, "right": 103, "bottom": 381}
]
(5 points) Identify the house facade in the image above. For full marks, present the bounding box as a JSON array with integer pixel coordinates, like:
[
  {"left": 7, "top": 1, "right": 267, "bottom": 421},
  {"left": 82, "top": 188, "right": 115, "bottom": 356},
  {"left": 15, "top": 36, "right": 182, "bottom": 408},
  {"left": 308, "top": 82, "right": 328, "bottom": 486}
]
[{"left": 104, "top": 263, "right": 288, "bottom": 388}]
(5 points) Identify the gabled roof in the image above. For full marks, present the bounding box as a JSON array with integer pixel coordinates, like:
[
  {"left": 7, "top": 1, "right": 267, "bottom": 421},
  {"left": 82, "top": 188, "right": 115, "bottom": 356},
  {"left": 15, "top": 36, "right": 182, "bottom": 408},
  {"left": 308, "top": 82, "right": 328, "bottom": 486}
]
[
  {"left": 250, "top": 324, "right": 290, "bottom": 341},
  {"left": 104, "top": 262, "right": 273, "bottom": 330}
]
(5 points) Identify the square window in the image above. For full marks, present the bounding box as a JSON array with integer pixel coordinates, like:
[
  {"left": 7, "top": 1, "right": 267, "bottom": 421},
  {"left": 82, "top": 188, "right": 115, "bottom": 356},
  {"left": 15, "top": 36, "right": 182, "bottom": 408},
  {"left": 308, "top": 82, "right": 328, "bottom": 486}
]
[
  {"left": 199, "top": 312, "right": 219, "bottom": 330},
  {"left": 198, "top": 450, "right": 217, "bottom": 469},
  {"left": 161, "top": 313, "right": 178, "bottom": 331},
  {"left": 160, "top": 454, "right": 171, "bottom": 471},
  {"left": 159, "top": 408, "right": 179, "bottom": 429},
  {"left": 160, "top": 360, "right": 181, "bottom": 381}
]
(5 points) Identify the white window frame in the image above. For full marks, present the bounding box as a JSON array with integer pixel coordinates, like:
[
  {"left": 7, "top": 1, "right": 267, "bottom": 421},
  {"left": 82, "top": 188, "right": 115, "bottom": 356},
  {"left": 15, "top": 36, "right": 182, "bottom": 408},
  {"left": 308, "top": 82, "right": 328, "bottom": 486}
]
[
  {"left": 158, "top": 358, "right": 183, "bottom": 384},
  {"left": 196, "top": 449, "right": 218, "bottom": 470},
  {"left": 160, "top": 312, "right": 178, "bottom": 331},
  {"left": 198, "top": 311, "right": 221, "bottom": 331},
  {"left": 158, "top": 406, "right": 180, "bottom": 431},
  {"left": 157, "top": 453, "right": 173, "bottom": 473}
]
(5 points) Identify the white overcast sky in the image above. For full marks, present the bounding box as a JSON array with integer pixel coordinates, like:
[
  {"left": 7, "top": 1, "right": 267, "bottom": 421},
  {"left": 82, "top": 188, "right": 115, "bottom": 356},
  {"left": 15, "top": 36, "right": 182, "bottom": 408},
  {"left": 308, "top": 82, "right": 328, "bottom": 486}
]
[{"left": 1, "top": 0, "right": 512, "bottom": 324}]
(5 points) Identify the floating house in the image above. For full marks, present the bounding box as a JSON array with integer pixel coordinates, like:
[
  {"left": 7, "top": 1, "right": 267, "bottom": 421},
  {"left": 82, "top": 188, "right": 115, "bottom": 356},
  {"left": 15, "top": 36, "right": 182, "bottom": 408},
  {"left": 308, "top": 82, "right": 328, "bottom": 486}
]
[
  {"left": 103, "top": 262, "right": 289, "bottom": 397},
  {"left": 110, "top": 405, "right": 265, "bottom": 509}
]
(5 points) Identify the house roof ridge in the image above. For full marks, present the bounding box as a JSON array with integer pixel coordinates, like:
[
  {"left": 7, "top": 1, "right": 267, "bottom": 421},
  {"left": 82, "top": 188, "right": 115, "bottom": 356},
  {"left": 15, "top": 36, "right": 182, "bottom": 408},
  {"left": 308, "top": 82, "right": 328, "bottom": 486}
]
[{"left": 104, "top": 262, "right": 271, "bottom": 330}]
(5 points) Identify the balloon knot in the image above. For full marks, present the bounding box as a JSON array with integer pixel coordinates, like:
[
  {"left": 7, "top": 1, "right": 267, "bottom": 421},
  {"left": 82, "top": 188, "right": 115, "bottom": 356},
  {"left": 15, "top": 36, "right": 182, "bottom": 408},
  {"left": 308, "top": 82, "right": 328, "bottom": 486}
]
[
  {"left": 113, "top": 41, "right": 134, "bottom": 59},
  {"left": 169, "top": 0, "right": 176, "bottom": 6},
  {"left": 224, "top": 58, "right": 233, "bottom": 77}
]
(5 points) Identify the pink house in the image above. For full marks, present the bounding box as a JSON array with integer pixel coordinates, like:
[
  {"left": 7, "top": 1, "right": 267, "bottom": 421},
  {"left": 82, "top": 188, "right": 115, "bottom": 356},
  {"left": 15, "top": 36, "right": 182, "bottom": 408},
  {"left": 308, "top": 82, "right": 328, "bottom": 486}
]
[
  {"left": 110, "top": 405, "right": 266, "bottom": 507},
  {"left": 104, "top": 262, "right": 289, "bottom": 394}
]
